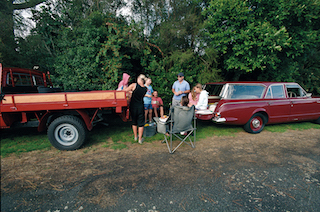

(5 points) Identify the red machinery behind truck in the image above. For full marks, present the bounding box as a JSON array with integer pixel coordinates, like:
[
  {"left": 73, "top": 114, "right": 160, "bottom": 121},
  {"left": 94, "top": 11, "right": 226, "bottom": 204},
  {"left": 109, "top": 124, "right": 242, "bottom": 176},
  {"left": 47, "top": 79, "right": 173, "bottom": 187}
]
[{"left": 0, "top": 63, "right": 129, "bottom": 150}]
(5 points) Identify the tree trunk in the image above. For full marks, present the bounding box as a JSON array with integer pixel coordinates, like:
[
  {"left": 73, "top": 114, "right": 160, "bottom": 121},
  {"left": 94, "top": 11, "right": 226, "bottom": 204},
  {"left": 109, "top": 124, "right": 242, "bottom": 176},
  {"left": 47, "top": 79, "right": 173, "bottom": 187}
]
[{"left": 0, "top": 0, "right": 46, "bottom": 66}]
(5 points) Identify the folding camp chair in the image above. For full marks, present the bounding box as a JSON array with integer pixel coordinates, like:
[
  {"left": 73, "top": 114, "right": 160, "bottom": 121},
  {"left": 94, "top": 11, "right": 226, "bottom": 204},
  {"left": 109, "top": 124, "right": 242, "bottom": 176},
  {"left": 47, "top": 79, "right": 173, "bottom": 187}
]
[{"left": 154, "top": 105, "right": 196, "bottom": 153}]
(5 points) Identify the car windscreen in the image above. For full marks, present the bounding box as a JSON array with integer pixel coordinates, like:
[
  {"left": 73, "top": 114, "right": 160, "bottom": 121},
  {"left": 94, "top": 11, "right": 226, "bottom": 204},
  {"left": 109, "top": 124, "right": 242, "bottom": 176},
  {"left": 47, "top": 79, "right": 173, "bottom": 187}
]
[{"left": 223, "top": 84, "right": 266, "bottom": 99}]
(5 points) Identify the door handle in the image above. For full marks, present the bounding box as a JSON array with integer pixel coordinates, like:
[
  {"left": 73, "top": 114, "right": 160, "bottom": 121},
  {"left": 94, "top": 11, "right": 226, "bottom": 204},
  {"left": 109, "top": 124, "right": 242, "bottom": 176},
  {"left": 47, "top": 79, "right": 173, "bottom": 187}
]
[{"left": 290, "top": 101, "right": 294, "bottom": 107}]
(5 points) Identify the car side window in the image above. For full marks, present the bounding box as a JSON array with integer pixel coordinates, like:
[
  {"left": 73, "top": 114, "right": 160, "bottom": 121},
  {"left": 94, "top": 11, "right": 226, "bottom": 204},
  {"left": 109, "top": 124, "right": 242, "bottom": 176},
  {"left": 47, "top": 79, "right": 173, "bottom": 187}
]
[
  {"left": 223, "top": 84, "right": 265, "bottom": 99},
  {"left": 265, "top": 85, "right": 285, "bottom": 98},
  {"left": 265, "top": 87, "right": 272, "bottom": 98},
  {"left": 286, "top": 84, "right": 306, "bottom": 98}
]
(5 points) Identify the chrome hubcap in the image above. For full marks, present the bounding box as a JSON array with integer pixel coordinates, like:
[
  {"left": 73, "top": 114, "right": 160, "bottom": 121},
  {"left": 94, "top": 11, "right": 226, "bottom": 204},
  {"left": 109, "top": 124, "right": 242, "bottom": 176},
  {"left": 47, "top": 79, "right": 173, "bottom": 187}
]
[{"left": 252, "top": 119, "right": 261, "bottom": 128}]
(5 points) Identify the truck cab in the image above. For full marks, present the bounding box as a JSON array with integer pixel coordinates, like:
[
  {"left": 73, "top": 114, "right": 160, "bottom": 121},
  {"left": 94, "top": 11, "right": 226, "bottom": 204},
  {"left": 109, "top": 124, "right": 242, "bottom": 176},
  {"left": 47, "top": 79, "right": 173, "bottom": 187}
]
[{"left": 1, "top": 64, "right": 58, "bottom": 94}]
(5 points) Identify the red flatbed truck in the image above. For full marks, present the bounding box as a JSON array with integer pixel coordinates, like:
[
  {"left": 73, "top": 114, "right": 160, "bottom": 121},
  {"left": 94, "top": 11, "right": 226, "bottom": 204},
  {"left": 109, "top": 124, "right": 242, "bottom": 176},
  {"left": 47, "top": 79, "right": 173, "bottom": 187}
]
[{"left": 0, "top": 63, "right": 129, "bottom": 150}]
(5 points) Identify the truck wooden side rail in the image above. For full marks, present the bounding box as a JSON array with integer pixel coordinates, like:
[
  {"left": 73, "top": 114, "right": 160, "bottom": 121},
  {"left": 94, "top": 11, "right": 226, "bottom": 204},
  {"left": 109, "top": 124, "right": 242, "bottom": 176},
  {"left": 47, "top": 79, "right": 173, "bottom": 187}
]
[{"left": 0, "top": 63, "right": 130, "bottom": 150}]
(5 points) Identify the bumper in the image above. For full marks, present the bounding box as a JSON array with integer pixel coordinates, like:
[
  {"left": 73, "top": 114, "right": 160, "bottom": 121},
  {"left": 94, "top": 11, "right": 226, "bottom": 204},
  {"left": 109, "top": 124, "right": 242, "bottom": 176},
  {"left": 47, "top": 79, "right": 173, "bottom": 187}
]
[{"left": 213, "top": 117, "right": 226, "bottom": 123}]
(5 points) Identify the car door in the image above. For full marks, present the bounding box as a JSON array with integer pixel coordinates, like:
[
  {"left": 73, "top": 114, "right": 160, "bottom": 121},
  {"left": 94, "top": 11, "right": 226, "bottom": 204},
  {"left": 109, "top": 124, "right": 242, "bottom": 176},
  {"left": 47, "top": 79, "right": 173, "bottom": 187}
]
[
  {"left": 285, "top": 83, "right": 318, "bottom": 121},
  {"left": 265, "top": 84, "right": 291, "bottom": 123}
]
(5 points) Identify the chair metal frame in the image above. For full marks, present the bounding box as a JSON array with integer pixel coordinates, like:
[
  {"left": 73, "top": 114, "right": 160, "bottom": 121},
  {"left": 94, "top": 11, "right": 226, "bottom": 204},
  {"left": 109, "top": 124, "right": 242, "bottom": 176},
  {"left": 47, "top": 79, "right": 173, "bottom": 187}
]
[{"left": 155, "top": 105, "right": 196, "bottom": 153}]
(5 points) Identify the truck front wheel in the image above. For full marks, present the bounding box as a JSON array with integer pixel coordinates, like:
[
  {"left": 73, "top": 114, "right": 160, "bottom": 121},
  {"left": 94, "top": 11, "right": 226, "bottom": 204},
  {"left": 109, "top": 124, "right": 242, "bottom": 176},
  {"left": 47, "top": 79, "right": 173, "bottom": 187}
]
[{"left": 48, "top": 115, "right": 87, "bottom": 150}]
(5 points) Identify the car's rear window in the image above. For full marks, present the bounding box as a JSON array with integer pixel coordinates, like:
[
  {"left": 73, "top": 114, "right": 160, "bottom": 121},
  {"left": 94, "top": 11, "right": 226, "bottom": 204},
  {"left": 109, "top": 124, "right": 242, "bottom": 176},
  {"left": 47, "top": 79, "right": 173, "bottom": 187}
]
[
  {"left": 205, "top": 84, "right": 224, "bottom": 96},
  {"left": 6, "top": 72, "right": 44, "bottom": 86},
  {"left": 223, "top": 84, "right": 266, "bottom": 99}
]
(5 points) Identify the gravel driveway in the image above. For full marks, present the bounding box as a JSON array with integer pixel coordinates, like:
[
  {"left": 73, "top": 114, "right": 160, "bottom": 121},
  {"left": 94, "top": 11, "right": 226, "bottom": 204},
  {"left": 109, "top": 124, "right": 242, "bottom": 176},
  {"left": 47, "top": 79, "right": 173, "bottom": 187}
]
[{"left": 1, "top": 128, "right": 320, "bottom": 211}]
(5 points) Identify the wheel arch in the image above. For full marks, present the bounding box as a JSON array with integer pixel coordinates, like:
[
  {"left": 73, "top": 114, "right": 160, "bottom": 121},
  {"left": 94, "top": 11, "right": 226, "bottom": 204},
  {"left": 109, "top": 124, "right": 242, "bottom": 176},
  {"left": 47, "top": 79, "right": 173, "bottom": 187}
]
[
  {"left": 45, "top": 110, "right": 93, "bottom": 131},
  {"left": 250, "top": 109, "right": 269, "bottom": 124}
]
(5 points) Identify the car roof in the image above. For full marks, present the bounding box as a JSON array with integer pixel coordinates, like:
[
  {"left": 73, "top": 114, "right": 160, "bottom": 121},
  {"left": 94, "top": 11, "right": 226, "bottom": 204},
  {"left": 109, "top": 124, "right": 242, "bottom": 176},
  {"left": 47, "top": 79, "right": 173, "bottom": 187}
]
[{"left": 205, "top": 81, "right": 295, "bottom": 86}]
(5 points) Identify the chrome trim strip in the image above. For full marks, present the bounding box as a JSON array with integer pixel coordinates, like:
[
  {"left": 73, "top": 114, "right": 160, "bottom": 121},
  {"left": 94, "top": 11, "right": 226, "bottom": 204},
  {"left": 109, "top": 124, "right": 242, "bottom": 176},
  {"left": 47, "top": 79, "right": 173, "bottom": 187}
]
[
  {"left": 214, "top": 118, "right": 226, "bottom": 122},
  {"left": 220, "top": 99, "right": 289, "bottom": 106},
  {"left": 208, "top": 96, "right": 220, "bottom": 99}
]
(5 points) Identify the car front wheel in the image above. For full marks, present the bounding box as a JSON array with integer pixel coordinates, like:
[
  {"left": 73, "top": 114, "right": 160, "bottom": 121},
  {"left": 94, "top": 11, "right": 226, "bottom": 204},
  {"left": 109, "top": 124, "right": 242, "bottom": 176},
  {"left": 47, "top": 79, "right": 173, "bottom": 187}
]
[{"left": 244, "top": 113, "right": 267, "bottom": 134}]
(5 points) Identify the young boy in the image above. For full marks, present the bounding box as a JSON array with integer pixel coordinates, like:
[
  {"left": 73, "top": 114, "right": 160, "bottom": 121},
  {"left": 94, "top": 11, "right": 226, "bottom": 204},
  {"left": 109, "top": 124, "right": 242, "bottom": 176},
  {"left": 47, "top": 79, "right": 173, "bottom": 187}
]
[
  {"left": 151, "top": 91, "right": 164, "bottom": 118},
  {"left": 143, "top": 78, "right": 154, "bottom": 123}
]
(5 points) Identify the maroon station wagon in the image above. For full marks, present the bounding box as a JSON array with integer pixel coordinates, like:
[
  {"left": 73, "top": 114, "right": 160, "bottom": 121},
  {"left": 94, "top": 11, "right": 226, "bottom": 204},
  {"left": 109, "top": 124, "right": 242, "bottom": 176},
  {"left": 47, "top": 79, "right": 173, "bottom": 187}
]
[{"left": 196, "top": 82, "right": 320, "bottom": 133}]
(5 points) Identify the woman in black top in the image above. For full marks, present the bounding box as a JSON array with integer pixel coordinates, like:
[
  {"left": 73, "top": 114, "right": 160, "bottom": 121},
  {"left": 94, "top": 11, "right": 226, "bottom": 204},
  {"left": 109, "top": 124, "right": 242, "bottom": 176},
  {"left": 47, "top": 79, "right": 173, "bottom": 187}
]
[{"left": 124, "top": 74, "right": 147, "bottom": 144}]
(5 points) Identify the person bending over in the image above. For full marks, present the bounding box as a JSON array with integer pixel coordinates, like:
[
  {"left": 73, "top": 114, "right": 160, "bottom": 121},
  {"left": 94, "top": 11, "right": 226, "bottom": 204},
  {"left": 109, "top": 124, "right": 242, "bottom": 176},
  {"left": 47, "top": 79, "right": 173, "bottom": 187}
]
[{"left": 124, "top": 74, "right": 147, "bottom": 144}]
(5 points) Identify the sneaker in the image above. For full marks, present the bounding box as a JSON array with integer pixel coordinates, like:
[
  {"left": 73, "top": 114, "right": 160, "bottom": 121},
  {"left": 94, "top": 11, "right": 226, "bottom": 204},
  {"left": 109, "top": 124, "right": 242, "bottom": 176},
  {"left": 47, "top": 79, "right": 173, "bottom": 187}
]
[
  {"left": 134, "top": 137, "right": 138, "bottom": 141},
  {"left": 138, "top": 138, "right": 144, "bottom": 144}
]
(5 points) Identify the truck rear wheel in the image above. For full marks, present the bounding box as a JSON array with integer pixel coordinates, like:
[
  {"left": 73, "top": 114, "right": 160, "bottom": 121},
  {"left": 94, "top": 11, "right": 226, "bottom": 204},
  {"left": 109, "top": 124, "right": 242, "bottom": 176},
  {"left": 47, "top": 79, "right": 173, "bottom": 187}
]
[
  {"left": 244, "top": 113, "right": 266, "bottom": 134},
  {"left": 48, "top": 115, "right": 87, "bottom": 150}
]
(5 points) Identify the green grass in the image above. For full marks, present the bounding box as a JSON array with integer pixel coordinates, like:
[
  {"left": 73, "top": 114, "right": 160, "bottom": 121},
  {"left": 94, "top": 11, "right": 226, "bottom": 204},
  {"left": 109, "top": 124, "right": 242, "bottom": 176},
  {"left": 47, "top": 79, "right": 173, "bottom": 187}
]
[
  {"left": 196, "top": 121, "right": 243, "bottom": 138},
  {"left": 1, "top": 128, "right": 52, "bottom": 157},
  {"left": 1, "top": 115, "right": 319, "bottom": 157},
  {"left": 264, "top": 121, "right": 320, "bottom": 133},
  {"left": 110, "top": 143, "right": 128, "bottom": 150}
]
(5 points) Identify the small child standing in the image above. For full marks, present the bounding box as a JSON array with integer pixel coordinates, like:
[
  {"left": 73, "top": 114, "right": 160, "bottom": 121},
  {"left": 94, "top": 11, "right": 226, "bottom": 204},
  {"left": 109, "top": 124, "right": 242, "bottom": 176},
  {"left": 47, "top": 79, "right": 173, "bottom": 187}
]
[
  {"left": 152, "top": 91, "right": 164, "bottom": 118},
  {"left": 143, "top": 78, "right": 154, "bottom": 123}
]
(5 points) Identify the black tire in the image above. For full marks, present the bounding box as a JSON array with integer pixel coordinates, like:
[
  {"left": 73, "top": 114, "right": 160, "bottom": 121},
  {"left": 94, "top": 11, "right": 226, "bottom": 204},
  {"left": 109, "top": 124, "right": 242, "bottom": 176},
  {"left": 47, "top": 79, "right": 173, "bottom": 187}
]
[
  {"left": 243, "top": 113, "right": 267, "bottom": 134},
  {"left": 48, "top": 115, "right": 87, "bottom": 150},
  {"left": 315, "top": 117, "right": 320, "bottom": 124}
]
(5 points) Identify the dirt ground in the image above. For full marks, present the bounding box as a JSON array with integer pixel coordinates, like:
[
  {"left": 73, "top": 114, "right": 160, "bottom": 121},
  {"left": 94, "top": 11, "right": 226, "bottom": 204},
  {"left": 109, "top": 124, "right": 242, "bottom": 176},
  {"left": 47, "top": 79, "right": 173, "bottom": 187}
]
[{"left": 1, "top": 128, "right": 320, "bottom": 211}]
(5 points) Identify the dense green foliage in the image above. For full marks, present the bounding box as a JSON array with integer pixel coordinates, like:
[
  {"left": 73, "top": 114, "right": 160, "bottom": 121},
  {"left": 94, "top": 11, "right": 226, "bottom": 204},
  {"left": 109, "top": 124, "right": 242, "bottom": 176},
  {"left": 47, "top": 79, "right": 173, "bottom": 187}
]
[
  {"left": 0, "top": 0, "right": 319, "bottom": 103},
  {"left": 203, "top": 0, "right": 320, "bottom": 93}
]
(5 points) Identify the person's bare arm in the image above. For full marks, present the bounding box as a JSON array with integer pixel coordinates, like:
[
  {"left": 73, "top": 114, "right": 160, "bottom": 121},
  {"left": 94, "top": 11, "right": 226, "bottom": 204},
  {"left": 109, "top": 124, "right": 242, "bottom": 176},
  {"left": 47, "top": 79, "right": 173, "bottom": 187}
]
[{"left": 124, "top": 83, "right": 136, "bottom": 92}]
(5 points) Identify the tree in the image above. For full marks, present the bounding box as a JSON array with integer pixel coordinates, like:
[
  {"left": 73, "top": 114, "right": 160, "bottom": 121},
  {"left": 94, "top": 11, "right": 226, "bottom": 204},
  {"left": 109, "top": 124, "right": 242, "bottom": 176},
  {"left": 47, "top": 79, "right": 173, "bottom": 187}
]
[
  {"left": 53, "top": 12, "right": 113, "bottom": 91},
  {"left": 0, "top": 0, "right": 46, "bottom": 66},
  {"left": 53, "top": 11, "right": 149, "bottom": 91},
  {"left": 203, "top": 0, "right": 320, "bottom": 83}
]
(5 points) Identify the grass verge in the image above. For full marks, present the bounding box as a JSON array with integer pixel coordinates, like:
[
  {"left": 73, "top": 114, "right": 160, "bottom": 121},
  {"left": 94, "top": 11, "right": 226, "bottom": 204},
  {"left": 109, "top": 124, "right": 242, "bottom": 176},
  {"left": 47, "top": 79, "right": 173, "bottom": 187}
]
[
  {"left": 264, "top": 121, "right": 320, "bottom": 132},
  {"left": 1, "top": 128, "right": 51, "bottom": 157},
  {"left": 1, "top": 115, "right": 319, "bottom": 157}
]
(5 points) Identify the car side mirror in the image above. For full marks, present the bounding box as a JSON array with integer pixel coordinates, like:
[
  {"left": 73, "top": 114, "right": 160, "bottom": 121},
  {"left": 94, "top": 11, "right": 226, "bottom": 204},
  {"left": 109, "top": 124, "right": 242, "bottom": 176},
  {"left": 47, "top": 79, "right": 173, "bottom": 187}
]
[{"left": 306, "top": 93, "right": 312, "bottom": 98}]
